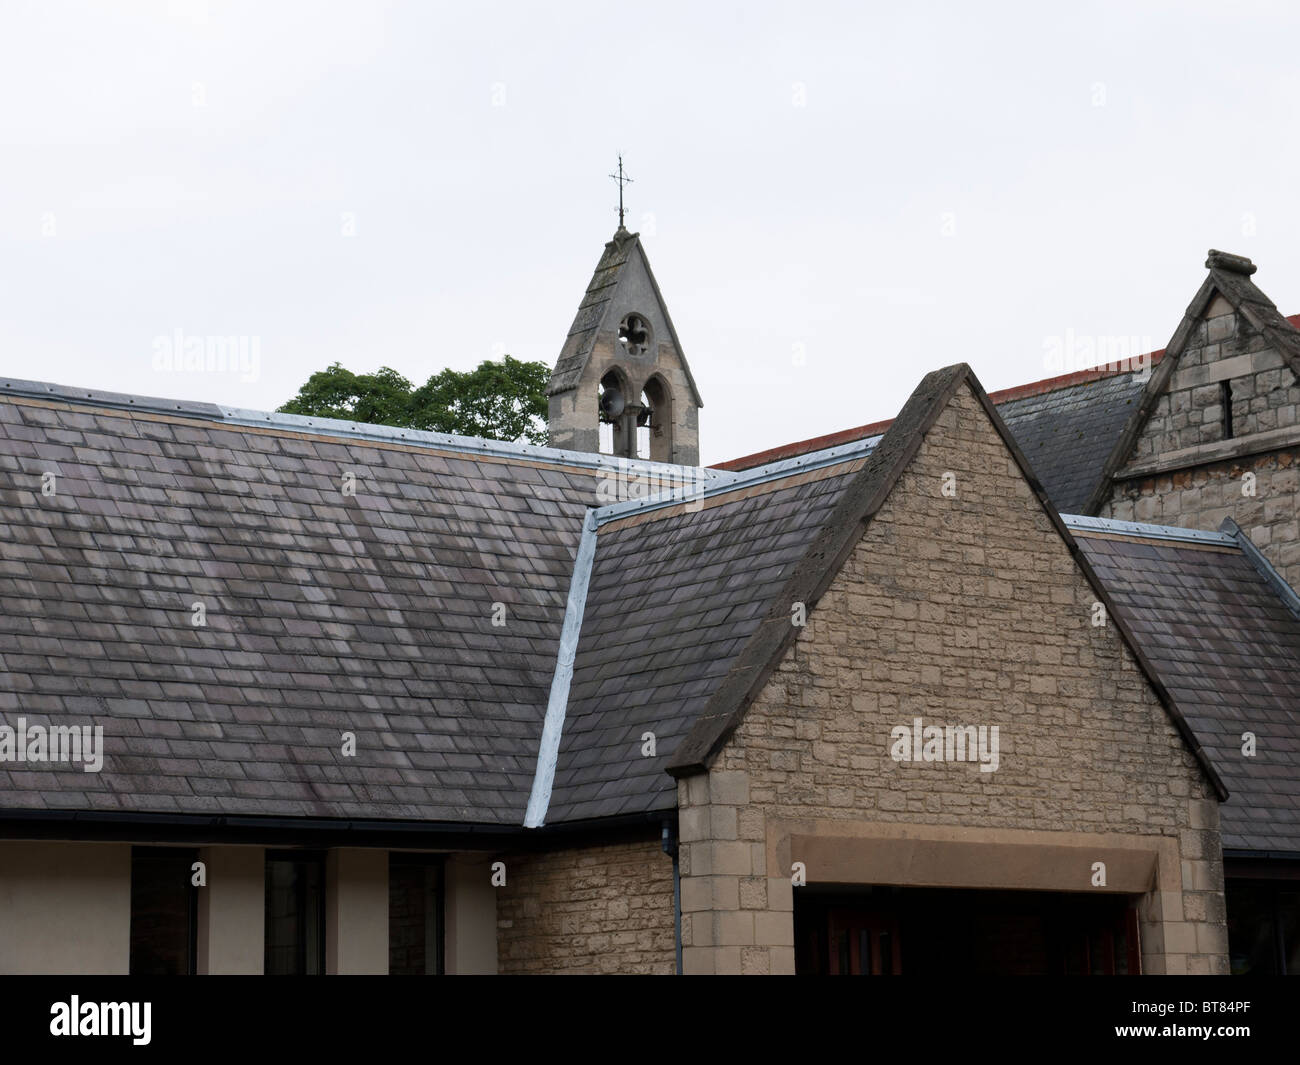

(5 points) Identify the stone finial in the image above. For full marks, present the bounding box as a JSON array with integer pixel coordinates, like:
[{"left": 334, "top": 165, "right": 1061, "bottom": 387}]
[{"left": 1205, "top": 249, "right": 1257, "bottom": 276}]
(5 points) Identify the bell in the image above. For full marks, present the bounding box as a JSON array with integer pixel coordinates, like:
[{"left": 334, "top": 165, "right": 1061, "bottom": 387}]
[{"left": 600, "top": 386, "right": 625, "bottom": 418}]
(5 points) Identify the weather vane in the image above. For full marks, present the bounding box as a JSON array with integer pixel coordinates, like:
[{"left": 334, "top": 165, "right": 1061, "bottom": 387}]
[{"left": 610, "top": 153, "right": 633, "bottom": 228}]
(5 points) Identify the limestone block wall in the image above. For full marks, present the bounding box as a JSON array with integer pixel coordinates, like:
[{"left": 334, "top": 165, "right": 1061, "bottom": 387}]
[
  {"left": 1103, "top": 451, "right": 1299, "bottom": 587},
  {"left": 1104, "top": 297, "right": 1300, "bottom": 587},
  {"left": 1130, "top": 301, "right": 1298, "bottom": 459},
  {"left": 495, "top": 837, "right": 676, "bottom": 974}
]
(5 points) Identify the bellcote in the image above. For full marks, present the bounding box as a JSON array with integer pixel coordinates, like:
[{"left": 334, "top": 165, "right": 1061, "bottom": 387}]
[{"left": 547, "top": 227, "right": 702, "bottom": 465}]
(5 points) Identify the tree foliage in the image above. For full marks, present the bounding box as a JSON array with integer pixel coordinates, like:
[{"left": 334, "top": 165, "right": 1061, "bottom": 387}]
[{"left": 278, "top": 356, "right": 551, "bottom": 445}]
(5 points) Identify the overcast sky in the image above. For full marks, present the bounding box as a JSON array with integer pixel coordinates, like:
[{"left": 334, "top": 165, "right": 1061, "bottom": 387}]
[{"left": 3, "top": 1, "right": 1299, "bottom": 464}]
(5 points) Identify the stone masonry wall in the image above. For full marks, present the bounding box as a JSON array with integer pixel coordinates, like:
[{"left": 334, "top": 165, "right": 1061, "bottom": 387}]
[
  {"left": 496, "top": 838, "right": 676, "bottom": 974},
  {"left": 1103, "top": 296, "right": 1300, "bottom": 587},
  {"left": 678, "top": 381, "right": 1227, "bottom": 975},
  {"left": 1103, "top": 451, "right": 1299, "bottom": 586}
]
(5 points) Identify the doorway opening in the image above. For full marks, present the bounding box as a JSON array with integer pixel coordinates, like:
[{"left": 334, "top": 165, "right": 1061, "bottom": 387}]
[{"left": 795, "top": 885, "right": 1140, "bottom": 975}]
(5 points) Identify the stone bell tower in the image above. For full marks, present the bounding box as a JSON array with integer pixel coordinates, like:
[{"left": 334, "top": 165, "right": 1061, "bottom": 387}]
[{"left": 546, "top": 223, "right": 703, "bottom": 466}]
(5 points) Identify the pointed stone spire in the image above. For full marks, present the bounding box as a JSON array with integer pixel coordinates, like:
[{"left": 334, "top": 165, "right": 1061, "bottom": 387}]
[{"left": 547, "top": 226, "right": 703, "bottom": 465}]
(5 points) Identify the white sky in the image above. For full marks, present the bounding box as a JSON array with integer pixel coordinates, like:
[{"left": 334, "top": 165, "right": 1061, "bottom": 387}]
[{"left": 3, "top": 0, "right": 1299, "bottom": 464}]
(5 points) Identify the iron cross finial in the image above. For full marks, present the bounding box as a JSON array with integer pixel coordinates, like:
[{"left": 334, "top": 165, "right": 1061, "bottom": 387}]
[{"left": 609, "top": 154, "right": 633, "bottom": 228}]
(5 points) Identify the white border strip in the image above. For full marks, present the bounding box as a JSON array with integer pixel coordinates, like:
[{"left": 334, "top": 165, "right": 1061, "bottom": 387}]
[{"left": 524, "top": 509, "right": 600, "bottom": 828}]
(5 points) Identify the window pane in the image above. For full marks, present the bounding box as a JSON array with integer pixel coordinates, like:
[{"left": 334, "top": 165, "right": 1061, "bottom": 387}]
[
  {"left": 265, "top": 853, "right": 325, "bottom": 975},
  {"left": 129, "top": 847, "right": 196, "bottom": 975},
  {"left": 389, "top": 856, "right": 443, "bottom": 975},
  {"left": 1278, "top": 890, "right": 1299, "bottom": 976},
  {"left": 1226, "top": 882, "right": 1280, "bottom": 975}
]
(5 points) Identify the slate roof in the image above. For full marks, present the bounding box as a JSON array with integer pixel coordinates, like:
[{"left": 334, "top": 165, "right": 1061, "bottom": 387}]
[
  {"left": 1072, "top": 517, "right": 1300, "bottom": 854},
  {"left": 995, "top": 371, "right": 1147, "bottom": 513},
  {"left": 717, "top": 365, "right": 1155, "bottom": 515},
  {"left": 0, "top": 373, "right": 857, "bottom": 830},
  {"left": 0, "top": 382, "right": 628, "bottom": 824},
  {"left": 546, "top": 456, "right": 870, "bottom": 822},
  {"left": 1, "top": 363, "right": 1297, "bottom": 850}
]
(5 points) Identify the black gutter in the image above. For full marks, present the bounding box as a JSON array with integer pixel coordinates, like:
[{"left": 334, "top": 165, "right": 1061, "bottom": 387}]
[
  {"left": 0, "top": 806, "right": 674, "bottom": 851},
  {"left": 1224, "top": 848, "right": 1300, "bottom": 862}
]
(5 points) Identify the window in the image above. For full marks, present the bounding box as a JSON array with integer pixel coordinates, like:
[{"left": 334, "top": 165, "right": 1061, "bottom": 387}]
[
  {"left": 617, "top": 312, "right": 653, "bottom": 357},
  {"left": 1220, "top": 379, "right": 1235, "bottom": 439},
  {"left": 638, "top": 376, "right": 672, "bottom": 463},
  {"left": 388, "top": 854, "right": 444, "bottom": 975},
  {"left": 1227, "top": 880, "right": 1300, "bottom": 975},
  {"left": 265, "top": 851, "right": 326, "bottom": 975},
  {"left": 129, "top": 847, "right": 198, "bottom": 975},
  {"left": 598, "top": 369, "right": 629, "bottom": 457}
]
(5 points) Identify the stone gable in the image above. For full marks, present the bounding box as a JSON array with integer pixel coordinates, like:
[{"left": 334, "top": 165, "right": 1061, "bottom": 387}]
[
  {"left": 678, "top": 381, "right": 1226, "bottom": 975},
  {"left": 1104, "top": 293, "right": 1300, "bottom": 586}
]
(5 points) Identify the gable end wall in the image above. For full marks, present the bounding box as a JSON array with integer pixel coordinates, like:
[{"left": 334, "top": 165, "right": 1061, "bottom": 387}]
[
  {"left": 1104, "top": 298, "right": 1300, "bottom": 586},
  {"left": 679, "top": 383, "right": 1226, "bottom": 975}
]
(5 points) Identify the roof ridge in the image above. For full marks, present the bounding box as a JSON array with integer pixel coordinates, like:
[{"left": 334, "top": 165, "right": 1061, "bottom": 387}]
[
  {"left": 0, "top": 373, "right": 712, "bottom": 481},
  {"left": 713, "top": 354, "right": 1164, "bottom": 473}
]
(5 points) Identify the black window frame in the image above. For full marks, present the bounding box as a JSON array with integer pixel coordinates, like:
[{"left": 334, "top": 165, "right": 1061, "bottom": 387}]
[
  {"left": 1226, "top": 877, "right": 1300, "bottom": 976},
  {"left": 264, "top": 849, "right": 328, "bottom": 976},
  {"left": 387, "top": 852, "right": 446, "bottom": 975},
  {"left": 129, "top": 846, "right": 199, "bottom": 976}
]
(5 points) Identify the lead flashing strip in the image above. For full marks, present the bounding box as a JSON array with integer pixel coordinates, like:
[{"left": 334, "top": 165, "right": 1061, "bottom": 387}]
[
  {"left": 524, "top": 509, "right": 600, "bottom": 828},
  {"left": 1220, "top": 517, "right": 1300, "bottom": 621},
  {"left": 1062, "top": 513, "right": 1238, "bottom": 547},
  {"left": 219, "top": 406, "right": 714, "bottom": 481},
  {"left": 0, "top": 376, "right": 718, "bottom": 484},
  {"left": 591, "top": 435, "right": 883, "bottom": 528}
]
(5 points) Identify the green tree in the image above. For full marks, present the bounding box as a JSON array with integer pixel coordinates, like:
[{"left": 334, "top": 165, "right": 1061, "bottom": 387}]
[{"left": 278, "top": 355, "right": 551, "bottom": 445}]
